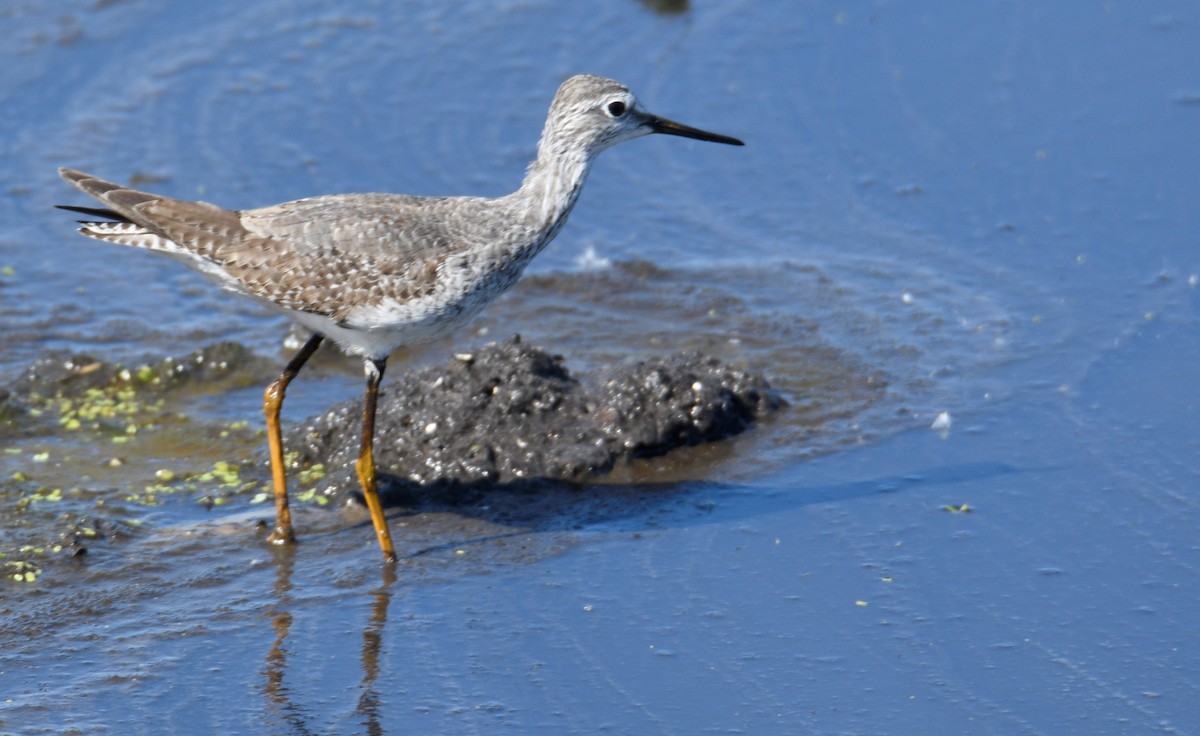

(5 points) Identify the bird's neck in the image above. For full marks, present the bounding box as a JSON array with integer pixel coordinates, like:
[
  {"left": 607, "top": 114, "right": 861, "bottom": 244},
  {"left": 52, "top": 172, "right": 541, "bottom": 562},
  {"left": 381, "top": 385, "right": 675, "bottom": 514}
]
[{"left": 506, "top": 134, "right": 595, "bottom": 243}]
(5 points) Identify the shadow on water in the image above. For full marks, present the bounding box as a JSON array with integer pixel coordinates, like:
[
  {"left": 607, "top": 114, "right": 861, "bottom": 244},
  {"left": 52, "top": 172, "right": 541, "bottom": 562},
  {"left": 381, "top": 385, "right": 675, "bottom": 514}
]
[
  {"left": 768, "top": 460, "right": 1023, "bottom": 509},
  {"left": 382, "top": 459, "right": 1024, "bottom": 541},
  {"left": 194, "top": 453, "right": 1025, "bottom": 592}
]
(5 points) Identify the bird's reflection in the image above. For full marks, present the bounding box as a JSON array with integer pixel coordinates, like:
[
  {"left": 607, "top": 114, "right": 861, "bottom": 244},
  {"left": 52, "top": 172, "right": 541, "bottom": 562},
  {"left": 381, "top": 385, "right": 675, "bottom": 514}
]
[
  {"left": 260, "top": 549, "right": 316, "bottom": 735},
  {"left": 356, "top": 564, "right": 396, "bottom": 734},
  {"left": 260, "top": 547, "right": 396, "bottom": 735}
]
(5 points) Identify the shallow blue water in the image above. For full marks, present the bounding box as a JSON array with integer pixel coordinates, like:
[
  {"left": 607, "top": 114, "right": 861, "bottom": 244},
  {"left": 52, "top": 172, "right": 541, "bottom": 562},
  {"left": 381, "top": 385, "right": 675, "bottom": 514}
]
[{"left": 2, "top": 1, "right": 1198, "bottom": 734}]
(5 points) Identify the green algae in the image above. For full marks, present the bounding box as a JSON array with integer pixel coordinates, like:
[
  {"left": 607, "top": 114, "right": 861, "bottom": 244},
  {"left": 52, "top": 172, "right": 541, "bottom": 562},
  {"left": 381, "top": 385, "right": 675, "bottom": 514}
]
[{"left": 1, "top": 342, "right": 340, "bottom": 583}]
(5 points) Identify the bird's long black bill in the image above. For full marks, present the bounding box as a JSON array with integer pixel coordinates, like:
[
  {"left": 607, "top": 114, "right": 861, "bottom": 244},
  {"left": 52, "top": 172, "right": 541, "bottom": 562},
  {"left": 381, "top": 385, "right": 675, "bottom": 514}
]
[{"left": 647, "top": 115, "right": 744, "bottom": 146}]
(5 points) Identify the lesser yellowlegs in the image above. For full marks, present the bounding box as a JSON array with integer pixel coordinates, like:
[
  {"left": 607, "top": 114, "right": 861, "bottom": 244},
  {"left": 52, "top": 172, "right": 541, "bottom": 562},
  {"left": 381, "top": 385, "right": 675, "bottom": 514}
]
[{"left": 58, "top": 74, "right": 743, "bottom": 562}]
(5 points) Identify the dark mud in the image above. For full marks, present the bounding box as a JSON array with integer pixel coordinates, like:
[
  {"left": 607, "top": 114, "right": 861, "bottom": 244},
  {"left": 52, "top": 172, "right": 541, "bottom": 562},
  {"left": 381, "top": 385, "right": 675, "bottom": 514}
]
[{"left": 291, "top": 336, "right": 781, "bottom": 500}]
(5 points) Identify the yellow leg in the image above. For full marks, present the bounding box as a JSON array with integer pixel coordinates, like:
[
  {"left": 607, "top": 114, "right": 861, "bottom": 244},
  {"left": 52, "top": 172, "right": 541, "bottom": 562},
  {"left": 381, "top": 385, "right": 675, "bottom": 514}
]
[
  {"left": 263, "top": 334, "right": 324, "bottom": 545},
  {"left": 356, "top": 358, "right": 398, "bottom": 562}
]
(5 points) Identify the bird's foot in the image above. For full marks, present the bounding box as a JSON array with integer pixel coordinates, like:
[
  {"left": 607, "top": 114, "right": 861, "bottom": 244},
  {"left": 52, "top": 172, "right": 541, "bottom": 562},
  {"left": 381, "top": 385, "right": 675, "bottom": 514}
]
[{"left": 266, "top": 526, "right": 297, "bottom": 545}]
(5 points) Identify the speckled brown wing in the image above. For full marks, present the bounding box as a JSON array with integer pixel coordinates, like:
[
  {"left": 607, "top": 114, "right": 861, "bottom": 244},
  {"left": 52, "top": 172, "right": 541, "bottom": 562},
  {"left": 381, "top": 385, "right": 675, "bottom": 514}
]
[
  {"left": 58, "top": 169, "right": 464, "bottom": 321},
  {"left": 236, "top": 195, "right": 471, "bottom": 320}
]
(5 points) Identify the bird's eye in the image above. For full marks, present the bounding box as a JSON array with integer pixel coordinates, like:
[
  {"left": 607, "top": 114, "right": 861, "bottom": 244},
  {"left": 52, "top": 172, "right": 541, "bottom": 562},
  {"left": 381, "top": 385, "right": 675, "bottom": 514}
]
[{"left": 606, "top": 101, "right": 627, "bottom": 117}]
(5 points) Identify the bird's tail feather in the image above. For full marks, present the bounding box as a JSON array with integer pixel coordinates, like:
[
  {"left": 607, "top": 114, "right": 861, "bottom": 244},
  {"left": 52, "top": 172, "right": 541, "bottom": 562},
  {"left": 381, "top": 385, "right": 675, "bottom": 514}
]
[{"left": 55, "top": 204, "right": 130, "bottom": 222}]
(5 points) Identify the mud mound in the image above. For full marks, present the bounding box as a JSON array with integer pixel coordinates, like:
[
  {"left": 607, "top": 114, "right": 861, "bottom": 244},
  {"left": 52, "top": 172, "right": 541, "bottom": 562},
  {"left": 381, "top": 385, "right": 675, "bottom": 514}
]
[{"left": 290, "top": 336, "right": 780, "bottom": 495}]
